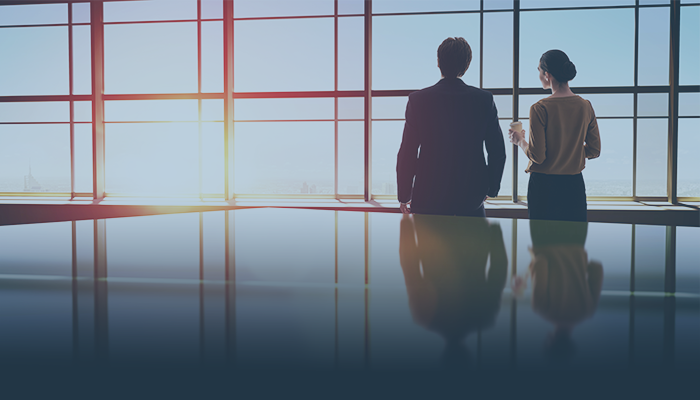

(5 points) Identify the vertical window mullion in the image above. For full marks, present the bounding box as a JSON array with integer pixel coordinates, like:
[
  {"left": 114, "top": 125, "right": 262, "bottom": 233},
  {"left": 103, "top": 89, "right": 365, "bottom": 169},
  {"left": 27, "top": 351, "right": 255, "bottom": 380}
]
[
  {"left": 633, "top": 1, "right": 639, "bottom": 199},
  {"left": 335, "top": 0, "right": 339, "bottom": 199},
  {"left": 69, "top": 5, "right": 75, "bottom": 198},
  {"left": 512, "top": 0, "right": 520, "bottom": 203}
]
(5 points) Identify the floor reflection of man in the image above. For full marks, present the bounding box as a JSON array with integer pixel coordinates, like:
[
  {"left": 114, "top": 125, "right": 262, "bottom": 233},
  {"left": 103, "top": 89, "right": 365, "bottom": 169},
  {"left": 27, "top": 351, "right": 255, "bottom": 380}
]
[
  {"left": 399, "top": 214, "right": 507, "bottom": 369},
  {"left": 528, "top": 220, "right": 603, "bottom": 363}
]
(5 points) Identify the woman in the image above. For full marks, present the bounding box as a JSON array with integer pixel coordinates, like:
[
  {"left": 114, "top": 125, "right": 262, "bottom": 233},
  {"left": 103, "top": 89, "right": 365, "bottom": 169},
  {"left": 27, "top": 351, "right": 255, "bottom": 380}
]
[{"left": 509, "top": 50, "right": 601, "bottom": 222}]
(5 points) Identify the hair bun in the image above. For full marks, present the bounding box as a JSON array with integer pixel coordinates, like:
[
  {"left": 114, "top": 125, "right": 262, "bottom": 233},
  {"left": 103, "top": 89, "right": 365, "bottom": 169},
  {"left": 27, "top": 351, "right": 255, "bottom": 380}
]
[{"left": 564, "top": 60, "right": 577, "bottom": 81}]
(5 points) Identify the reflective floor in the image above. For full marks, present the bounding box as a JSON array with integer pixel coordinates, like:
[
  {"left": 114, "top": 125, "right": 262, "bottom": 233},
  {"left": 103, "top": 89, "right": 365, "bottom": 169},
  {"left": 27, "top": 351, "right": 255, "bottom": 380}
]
[{"left": 1, "top": 209, "right": 698, "bottom": 396}]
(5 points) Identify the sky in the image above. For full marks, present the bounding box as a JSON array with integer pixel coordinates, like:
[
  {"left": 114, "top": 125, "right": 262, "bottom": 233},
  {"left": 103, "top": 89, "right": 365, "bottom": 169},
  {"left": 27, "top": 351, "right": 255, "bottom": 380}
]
[{"left": 0, "top": 0, "right": 698, "bottom": 196}]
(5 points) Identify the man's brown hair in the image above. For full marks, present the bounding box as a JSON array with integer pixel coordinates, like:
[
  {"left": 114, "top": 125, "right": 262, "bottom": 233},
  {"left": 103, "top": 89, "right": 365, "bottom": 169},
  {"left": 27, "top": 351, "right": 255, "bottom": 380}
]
[{"left": 437, "top": 37, "right": 472, "bottom": 78}]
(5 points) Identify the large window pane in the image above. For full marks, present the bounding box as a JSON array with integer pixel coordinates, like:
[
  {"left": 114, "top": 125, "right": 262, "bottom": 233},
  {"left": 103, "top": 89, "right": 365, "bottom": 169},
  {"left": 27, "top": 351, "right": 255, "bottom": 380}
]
[
  {"left": 234, "top": 122, "right": 334, "bottom": 194},
  {"left": 339, "top": 0, "right": 364, "bottom": 15},
  {"left": 338, "top": 17, "right": 364, "bottom": 90},
  {"left": 637, "top": 93, "right": 668, "bottom": 117},
  {"left": 105, "top": 100, "right": 199, "bottom": 122},
  {"left": 0, "top": 124, "right": 70, "bottom": 193},
  {"left": 371, "top": 121, "right": 402, "bottom": 195},
  {"left": 521, "top": 0, "right": 635, "bottom": 8},
  {"left": 638, "top": 7, "right": 670, "bottom": 86},
  {"left": 372, "top": 97, "right": 407, "bottom": 119},
  {"left": 494, "top": 95, "right": 513, "bottom": 119},
  {"left": 201, "top": 21, "right": 223, "bottom": 93},
  {"left": 678, "top": 119, "right": 699, "bottom": 197},
  {"left": 679, "top": 93, "right": 700, "bottom": 116},
  {"left": 74, "top": 101, "right": 92, "bottom": 122},
  {"left": 485, "top": 0, "right": 514, "bottom": 10},
  {"left": 202, "top": 122, "right": 224, "bottom": 195},
  {"left": 234, "top": 98, "right": 334, "bottom": 121},
  {"left": 202, "top": 99, "right": 223, "bottom": 121},
  {"left": 497, "top": 120, "right": 513, "bottom": 197},
  {"left": 234, "top": 0, "right": 334, "bottom": 18},
  {"left": 338, "top": 121, "right": 364, "bottom": 195},
  {"left": 680, "top": 6, "right": 700, "bottom": 85},
  {"left": 105, "top": 22, "right": 198, "bottom": 94},
  {"left": 0, "top": 3, "right": 67, "bottom": 26},
  {"left": 201, "top": 0, "right": 223, "bottom": 19},
  {"left": 372, "top": 0, "right": 480, "bottom": 13},
  {"left": 585, "top": 94, "right": 634, "bottom": 117},
  {"left": 483, "top": 12, "right": 513, "bottom": 89},
  {"left": 636, "top": 119, "right": 668, "bottom": 197},
  {"left": 234, "top": 18, "right": 334, "bottom": 92},
  {"left": 105, "top": 123, "right": 200, "bottom": 195},
  {"left": 373, "top": 14, "right": 480, "bottom": 90},
  {"left": 0, "top": 27, "right": 68, "bottom": 95},
  {"left": 338, "top": 97, "right": 364, "bottom": 119},
  {"left": 0, "top": 102, "right": 68, "bottom": 123},
  {"left": 72, "top": 3, "right": 90, "bottom": 24},
  {"left": 582, "top": 119, "right": 633, "bottom": 196},
  {"left": 520, "top": 9, "right": 634, "bottom": 87},
  {"left": 104, "top": 0, "right": 197, "bottom": 22},
  {"left": 72, "top": 25, "right": 92, "bottom": 95},
  {"left": 74, "top": 123, "right": 93, "bottom": 193}
]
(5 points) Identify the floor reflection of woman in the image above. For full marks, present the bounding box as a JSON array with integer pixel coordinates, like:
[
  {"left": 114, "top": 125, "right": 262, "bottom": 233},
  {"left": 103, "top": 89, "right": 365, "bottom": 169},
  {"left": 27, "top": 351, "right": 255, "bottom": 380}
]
[
  {"left": 528, "top": 220, "right": 603, "bottom": 363},
  {"left": 399, "top": 214, "right": 507, "bottom": 369}
]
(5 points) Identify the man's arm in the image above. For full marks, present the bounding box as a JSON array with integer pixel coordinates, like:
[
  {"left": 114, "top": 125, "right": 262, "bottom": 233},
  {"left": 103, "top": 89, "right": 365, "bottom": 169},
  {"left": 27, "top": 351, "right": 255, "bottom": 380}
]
[
  {"left": 397, "top": 97, "right": 421, "bottom": 204},
  {"left": 484, "top": 95, "right": 506, "bottom": 197}
]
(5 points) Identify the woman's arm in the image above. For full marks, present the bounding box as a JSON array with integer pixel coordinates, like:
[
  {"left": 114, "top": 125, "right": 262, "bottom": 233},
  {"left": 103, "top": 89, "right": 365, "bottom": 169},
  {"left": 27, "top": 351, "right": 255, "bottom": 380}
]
[{"left": 584, "top": 101, "right": 601, "bottom": 159}]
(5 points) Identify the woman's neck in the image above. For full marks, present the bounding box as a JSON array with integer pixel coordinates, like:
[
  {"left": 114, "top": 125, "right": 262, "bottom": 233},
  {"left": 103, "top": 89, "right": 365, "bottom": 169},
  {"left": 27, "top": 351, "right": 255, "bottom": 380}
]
[{"left": 549, "top": 81, "right": 575, "bottom": 97}]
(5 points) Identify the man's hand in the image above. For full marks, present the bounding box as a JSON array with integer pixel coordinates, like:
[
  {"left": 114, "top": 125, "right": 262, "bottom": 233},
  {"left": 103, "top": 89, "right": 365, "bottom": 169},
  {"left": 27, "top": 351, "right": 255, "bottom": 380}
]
[{"left": 400, "top": 201, "right": 411, "bottom": 214}]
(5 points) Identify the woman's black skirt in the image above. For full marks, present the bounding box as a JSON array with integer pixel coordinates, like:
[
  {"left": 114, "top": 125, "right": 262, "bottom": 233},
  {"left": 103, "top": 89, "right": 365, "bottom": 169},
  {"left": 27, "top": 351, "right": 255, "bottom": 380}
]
[{"left": 527, "top": 172, "right": 587, "bottom": 222}]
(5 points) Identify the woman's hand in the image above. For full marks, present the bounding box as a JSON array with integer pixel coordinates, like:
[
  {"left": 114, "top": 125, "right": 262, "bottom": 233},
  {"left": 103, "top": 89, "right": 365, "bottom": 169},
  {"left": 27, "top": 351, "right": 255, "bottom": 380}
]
[{"left": 508, "top": 128, "right": 526, "bottom": 146}]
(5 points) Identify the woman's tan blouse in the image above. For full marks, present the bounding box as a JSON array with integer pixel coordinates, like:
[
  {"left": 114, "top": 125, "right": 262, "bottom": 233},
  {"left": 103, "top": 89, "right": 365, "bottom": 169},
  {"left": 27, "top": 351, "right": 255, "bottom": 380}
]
[{"left": 525, "top": 95, "right": 601, "bottom": 175}]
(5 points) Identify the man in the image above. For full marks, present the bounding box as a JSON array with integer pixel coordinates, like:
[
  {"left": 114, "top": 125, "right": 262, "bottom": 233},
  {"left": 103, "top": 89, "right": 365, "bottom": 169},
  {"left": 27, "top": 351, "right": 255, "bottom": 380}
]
[{"left": 396, "top": 37, "right": 506, "bottom": 217}]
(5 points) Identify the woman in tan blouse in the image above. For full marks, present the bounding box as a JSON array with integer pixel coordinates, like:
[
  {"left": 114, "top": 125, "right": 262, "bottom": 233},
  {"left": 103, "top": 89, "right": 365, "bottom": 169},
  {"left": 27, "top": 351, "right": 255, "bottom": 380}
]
[{"left": 509, "top": 50, "right": 601, "bottom": 222}]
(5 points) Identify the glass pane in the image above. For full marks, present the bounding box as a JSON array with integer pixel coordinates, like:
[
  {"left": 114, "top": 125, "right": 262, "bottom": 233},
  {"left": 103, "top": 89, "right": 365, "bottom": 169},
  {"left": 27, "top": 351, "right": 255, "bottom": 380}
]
[
  {"left": 105, "top": 123, "right": 200, "bottom": 195},
  {"left": 582, "top": 119, "right": 633, "bottom": 196},
  {"left": 483, "top": 12, "right": 513, "bottom": 89},
  {"left": 639, "top": 0, "right": 670, "bottom": 4},
  {"left": 234, "top": 122, "right": 334, "bottom": 194},
  {"left": 0, "top": 102, "right": 68, "bottom": 123},
  {"left": 201, "top": 0, "right": 223, "bottom": 19},
  {"left": 372, "top": 97, "right": 407, "bottom": 119},
  {"left": 0, "top": 3, "right": 67, "bottom": 26},
  {"left": 0, "top": 27, "right": 69, "bottom": 95},
  {"left": 637, "top": 93, "right": 668, "bottom": 117},
  {"left": 234, "top": 209, "right": 335, "bottom": 283},
  {"left": 680, "top": 6, "right": 700, "bottom": 85},
  {"left": 338, "top": 97, "right": 364, "bottom": 119},
  {"left": 105, "top": 100, "right": 199, "bottom": 122},
  {"left": 373, "top": 14, "right": 481, "bottom": 90},
  {"left": 0, "top": 124, "right": 70, "bottom": 193},
  {"left": 106, "top": 213, "right": 200, "bottom": 279},
  {"left": 74, "top": 101, "right": 92, "bottom": 122},
  {"left": 372, "top": 0, "right": 480, "bottom": 13},
  {"left": 678, "top": 119, "right": 699, "bottom": 197},
  {"left": 518, "top": 94, "right": 548, "bottom": 119},
  {"left": 520, "top": 9, "right": 634, "bottom": 87},
  {"left": 104, "top": 0, "right": 197, "bottom": 22},
  {"left": 585, "top": 94, "right": 634, "bottom": 117},
  {"left": 521, "top": 0, "right": 635, "bottom": 8},
  {"left": 485, "top": 0, "right": 513, "bottom": 10},
  {"left": 338, "top": 121, "right": 364, "bottom": 195},
  {"left": 371, "top": 121, "right": 402, "bottom": 195},
  {"left": 636, "top": 118, "right": 668, "bottom": 197},
  {"left": 72, "top": 25, "right": 92, "bottom": 95},
  {"left": 234, "top": 0, "right": 334, "bottom": 18},
  {"left": 679, "top": 92, "right": 700, "bottom": 116},
  {"left": 635, "top": 225, "right": 666, "bottom": 292},
  {"left": 339, "top": 0, "right": 364, "bottom": 15},
  {"left": 0, "top": 222, "right": 72, "bottom": 277},
  {"left": 494, "top": 95, "right": 512, "bottom": 119},
  {"left": 201, "top": 21, "right": 223, "bottom": 93},
  {"left": 638, "top": 7, "right": 670, "bottom": 86},
  {"left": 337, "top": 211, "right": 365, "bottom": 284},
  {"left": 234, "top": 98, "right": 334, "bottom": 121},
  {"left": 74, "top": 123, "right": 93, "bottom": 193},
  {"left": 677, "top": 226, "right": 700, "bottom": 294},
  {"left": 497, "top": 120, "right": 513, "bottom": 196},
  {"left": 202, "top": 99, "right": 223, "bottom": 121},
  {"left": 202, "top": 122, "right": 224, "bottom": 195},
  {"left": 104, "top": 22, "right": 198, "bottom": 94},
  {"left": 338, "top": 16, "right": 364, "bottom": 91},
  {"left": 72, "top": 3, "right": 90, "bottom": 24},
  {"left": 234, "top": 18, "right": 334, "bottom": 92}
]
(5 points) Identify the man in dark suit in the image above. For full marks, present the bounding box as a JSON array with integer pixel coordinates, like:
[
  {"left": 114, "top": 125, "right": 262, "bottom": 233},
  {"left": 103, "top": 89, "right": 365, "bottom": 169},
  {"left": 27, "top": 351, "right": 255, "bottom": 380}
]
[{"left": 396, "top": 37, "right": 506, "bottom": 217}]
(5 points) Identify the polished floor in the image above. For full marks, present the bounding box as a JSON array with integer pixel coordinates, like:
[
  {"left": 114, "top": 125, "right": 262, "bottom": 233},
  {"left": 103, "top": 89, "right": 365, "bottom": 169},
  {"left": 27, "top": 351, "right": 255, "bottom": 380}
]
[{"left": 1, "top": 208, "right": 698, "bottom": 396}]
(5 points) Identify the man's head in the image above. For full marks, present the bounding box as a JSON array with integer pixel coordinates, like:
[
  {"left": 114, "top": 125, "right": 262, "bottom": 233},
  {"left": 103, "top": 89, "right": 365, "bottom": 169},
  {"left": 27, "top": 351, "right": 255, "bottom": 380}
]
[{"left": 437, "top": 37, "right": 472, "bottom": 78}]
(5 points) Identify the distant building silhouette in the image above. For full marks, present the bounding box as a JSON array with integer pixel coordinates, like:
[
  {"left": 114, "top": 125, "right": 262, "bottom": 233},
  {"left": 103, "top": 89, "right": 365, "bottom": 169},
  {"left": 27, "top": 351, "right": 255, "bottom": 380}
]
[
  {"left": 24, "top": 165, "right": 42, "bottom": 191},
  {"left": 301, "top": 181, "right": 309, "bottom": 194}
]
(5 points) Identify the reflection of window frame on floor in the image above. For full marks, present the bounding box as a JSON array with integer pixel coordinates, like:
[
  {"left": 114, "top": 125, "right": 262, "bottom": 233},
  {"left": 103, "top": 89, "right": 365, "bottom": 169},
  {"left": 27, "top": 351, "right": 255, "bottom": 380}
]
[{"left": 0, "top": 0, "right": 698, "bottom": 203}]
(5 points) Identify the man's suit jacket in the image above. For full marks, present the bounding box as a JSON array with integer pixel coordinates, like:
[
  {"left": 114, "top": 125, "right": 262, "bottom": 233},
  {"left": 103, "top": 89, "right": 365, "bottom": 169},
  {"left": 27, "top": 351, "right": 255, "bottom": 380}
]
[{"left": 396, "top": 77, "right": 507, "bottom": 216}]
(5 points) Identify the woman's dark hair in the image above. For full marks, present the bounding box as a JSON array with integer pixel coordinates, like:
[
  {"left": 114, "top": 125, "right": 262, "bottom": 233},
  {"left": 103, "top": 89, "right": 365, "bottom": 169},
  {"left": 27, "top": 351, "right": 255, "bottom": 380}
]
[
  {"left": 437, "top": 37, "right": 472, "bottom": 78},
  {"left": 539, "top": 49, "right": 577, "bottom": 83}
]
